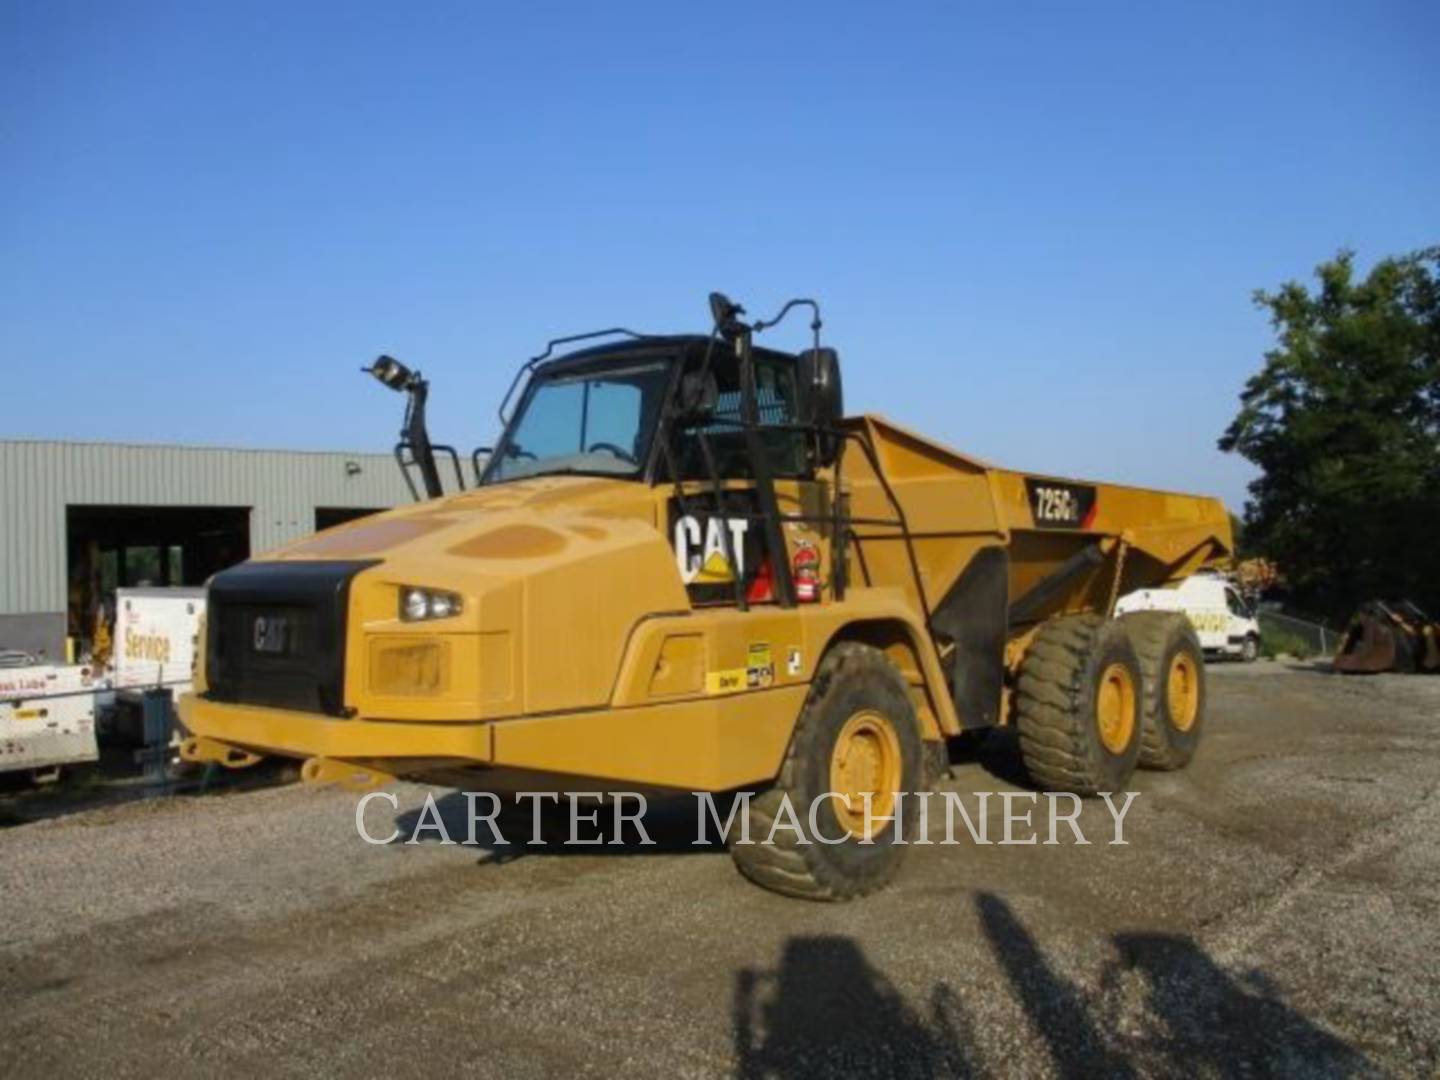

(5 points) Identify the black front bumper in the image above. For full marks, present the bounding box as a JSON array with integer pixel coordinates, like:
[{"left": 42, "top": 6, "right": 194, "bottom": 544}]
[{"left": 204, "top": 560, "right": 377, "bottom": 717}]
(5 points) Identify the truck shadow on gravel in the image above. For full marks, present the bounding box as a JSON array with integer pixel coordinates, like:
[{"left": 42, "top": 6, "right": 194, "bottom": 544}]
[
  {"left": 938, "top": 728, "right": 1035, "bottom": 791},
  {"left": 733, "top": 934, "right": 982, "bottom": 1078},
  {"left": 732, "top": 893, "right": 1371, "bottom": 1078},
  {"left": 0, "top": 757, "right": 297, "bottom": 829}
]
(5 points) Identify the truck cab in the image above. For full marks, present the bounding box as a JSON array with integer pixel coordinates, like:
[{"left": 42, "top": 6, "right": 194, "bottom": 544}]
[{"left": 183, "top": 321, "right": 860, "bottom": 790}]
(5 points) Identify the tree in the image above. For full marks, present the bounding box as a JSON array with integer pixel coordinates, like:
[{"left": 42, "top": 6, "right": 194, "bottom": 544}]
[{"left": 1219, "top": 248, "right": 1440, "bottom": 621}]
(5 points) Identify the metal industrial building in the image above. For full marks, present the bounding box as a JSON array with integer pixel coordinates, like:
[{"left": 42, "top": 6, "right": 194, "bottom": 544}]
[{"left": 0, "top": 439, "right": 413, "bottom": 659}]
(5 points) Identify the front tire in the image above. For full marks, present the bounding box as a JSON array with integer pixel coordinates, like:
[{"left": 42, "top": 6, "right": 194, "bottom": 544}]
[
  {"left": 729, "top": 642, "right": 923, "bottom": 901},
  {"left": 1241, "top": 634, "right": 1260, "bottom": 663}
]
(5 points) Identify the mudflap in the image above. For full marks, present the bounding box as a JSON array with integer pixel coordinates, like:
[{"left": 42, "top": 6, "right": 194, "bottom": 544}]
[{"left": 930, "top": 546, "right": 1009, "bottom": 729}]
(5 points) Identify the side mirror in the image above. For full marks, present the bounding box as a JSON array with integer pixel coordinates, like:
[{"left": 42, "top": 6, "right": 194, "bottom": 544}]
[
  {"left": 708, "top": 291, "right": 744, "bottom": 334},
  {"left": 797, "top": 348, "right": 844, "bottom": 467}
]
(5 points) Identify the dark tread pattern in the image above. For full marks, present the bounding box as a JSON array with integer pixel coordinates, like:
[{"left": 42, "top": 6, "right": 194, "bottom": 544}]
[
  {"left": 1123, "top": 610, "right": 1203, "bottom": 770},
  {"left": 728, "top": 642, "right": 913, "bottom": 902},
  {"left": 1014, "top": 614, "right": 1110, "bottom": 793}
]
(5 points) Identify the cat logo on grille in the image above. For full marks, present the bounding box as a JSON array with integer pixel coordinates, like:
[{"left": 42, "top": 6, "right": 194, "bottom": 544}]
[{"left": 252, "top": 615, "right": 289, "bottom": 654}]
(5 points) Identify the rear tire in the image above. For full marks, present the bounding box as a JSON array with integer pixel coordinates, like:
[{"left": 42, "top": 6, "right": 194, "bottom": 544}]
[
  {"left": 1015, "top": 615, "right": 1142, "bottom": 794},
  {"left": 728, "top": 642, "right": 923, "bottom": 901},
  {"left": 1124, "top": 611, "right": 1206, "bottom": 770}
]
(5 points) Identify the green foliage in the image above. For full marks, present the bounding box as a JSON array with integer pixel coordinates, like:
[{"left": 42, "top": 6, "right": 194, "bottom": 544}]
[
  {"left": 1227, "top": 513, "right": 1247, "bottom": 557},
  {"left": 1259, "top": 627, "right": 1316, "bottom": 661},
  {"left": 1220, "top": 248, "right": 1440, "bottom": 621}
]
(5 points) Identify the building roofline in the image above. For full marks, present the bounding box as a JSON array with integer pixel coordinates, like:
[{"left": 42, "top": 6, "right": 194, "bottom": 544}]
[{"left": 0, "top": 437, "right": 399, "bottom": 458}]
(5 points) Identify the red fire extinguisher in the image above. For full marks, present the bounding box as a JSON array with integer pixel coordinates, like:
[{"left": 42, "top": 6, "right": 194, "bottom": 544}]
[{"left": 792, "top": 541, "right": 821, "bottom": 603}]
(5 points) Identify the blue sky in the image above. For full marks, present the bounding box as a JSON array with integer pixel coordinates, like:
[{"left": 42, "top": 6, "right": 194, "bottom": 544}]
[{"left": 3, "top": 1, "right": 1436, "bottom": 512}]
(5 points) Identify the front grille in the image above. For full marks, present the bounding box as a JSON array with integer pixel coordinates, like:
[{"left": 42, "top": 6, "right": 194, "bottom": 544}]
[{"left": 204, "top": 560, "right": 377, "bottom": 717}]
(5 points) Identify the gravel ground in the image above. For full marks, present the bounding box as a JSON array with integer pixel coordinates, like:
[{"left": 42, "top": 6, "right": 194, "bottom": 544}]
[{"left": 1, "top": 663, "right": 1437, "bottom": 1078}]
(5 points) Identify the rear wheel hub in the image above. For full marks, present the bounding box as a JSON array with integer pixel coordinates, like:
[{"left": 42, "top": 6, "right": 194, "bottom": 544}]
[{"left": 1095, "top": 662, "right": 1137, "bottom": 754}]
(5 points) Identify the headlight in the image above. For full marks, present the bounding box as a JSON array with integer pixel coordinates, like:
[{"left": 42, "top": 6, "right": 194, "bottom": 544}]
[{"left": 399, "top": 587, "right": 463, "bottom": 622}]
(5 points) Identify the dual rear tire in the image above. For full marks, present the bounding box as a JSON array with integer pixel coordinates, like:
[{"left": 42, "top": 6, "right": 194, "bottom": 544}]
[
  {"left": 1015, "top": 611, "right": 1205, "bottom": 793},
  {"left": 1126, "top": 611, "right": 1206, "bottom": 770}
]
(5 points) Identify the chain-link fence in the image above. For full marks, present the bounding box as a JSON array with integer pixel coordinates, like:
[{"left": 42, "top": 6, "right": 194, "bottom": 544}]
[{"left": 1257, "top": 609, "right": 1339, "bottom": 658}]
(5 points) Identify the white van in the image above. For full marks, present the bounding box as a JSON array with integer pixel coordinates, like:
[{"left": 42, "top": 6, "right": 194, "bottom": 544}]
[{"left": 1117, "top": 572, "right": 1261, "bottom": 661}]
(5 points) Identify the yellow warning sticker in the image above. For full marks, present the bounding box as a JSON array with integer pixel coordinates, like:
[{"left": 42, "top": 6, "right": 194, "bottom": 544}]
[
  {"left": 695, "top": 550, "right": 736, "bottom": 584},
  {"left": 747, "top": 643, "right": 775, "bottom": 689},
  {"left": 705, "top": 669, "right": 746, "bottom": 694},
  {"left": 707, "top": 644, "right": 777, "bottom": 694}
]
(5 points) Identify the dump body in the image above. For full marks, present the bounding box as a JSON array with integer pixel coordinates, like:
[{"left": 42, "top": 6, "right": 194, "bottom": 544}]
[{"left": 843, "top": 416, "right": 1230, "bottom": 627}]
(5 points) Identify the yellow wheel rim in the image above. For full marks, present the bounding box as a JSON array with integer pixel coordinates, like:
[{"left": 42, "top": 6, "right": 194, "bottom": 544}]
[
  {"left": 1167, "top": 652, "right": 1200, "bottom": 732},
  {"left": 829, "top": 710, "right": 903, "bottom": 840},
  {"left": 1095, "top": 662, "right": 1137, "bottom": 755}
]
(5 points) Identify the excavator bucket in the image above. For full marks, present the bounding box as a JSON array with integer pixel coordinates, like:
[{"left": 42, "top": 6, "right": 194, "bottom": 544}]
[
  {"left": 1333, "top": 600, "right": 1440, "bottom": 674},
  {"left": 1424, "top": 626, "right": 1440, "bottom": 673},
  {"left": 1397, "top": 601, "right": 1440, "bottom": 673}
]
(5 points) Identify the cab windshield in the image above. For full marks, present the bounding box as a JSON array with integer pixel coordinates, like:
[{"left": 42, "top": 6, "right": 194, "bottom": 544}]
[{"left": 485, "top": 359, "right": 672, "bottom": 483}]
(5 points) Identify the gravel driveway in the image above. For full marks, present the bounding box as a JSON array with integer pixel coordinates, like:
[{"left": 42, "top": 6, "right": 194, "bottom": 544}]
[{"left": 2, "top": 664, "right": 1436, "bottom": 1077}]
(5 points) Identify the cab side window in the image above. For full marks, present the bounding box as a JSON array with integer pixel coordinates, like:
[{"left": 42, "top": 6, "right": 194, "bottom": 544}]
[{"left": 669, "top": 352, "right": 809, "bottom": 480}]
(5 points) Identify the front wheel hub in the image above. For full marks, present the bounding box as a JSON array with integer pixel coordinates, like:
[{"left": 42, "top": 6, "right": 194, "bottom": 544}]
[{"left": 828, "top": 710, "right": 902, "bottom": 839}]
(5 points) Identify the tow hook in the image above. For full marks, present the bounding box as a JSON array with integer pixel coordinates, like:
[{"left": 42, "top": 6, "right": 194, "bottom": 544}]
[
  {"left": 180, "top": 736, "right": 263, "bottom": 770},
  {"left": 300, "top": 756, "right": 394, "bottom": 791}
]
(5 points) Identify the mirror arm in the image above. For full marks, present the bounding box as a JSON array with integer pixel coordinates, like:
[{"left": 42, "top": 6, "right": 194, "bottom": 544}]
[
  {"left": 401, "top": 377, "right": 445, "bottom": 500},
  {"left": 752, "top": 298, "right": 823, "bottom": 357}
]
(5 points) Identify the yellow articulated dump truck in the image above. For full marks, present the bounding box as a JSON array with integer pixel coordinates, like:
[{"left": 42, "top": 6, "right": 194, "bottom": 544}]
[{"left": 179, "top": 293, "right": 1231, "bottom": 899}]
